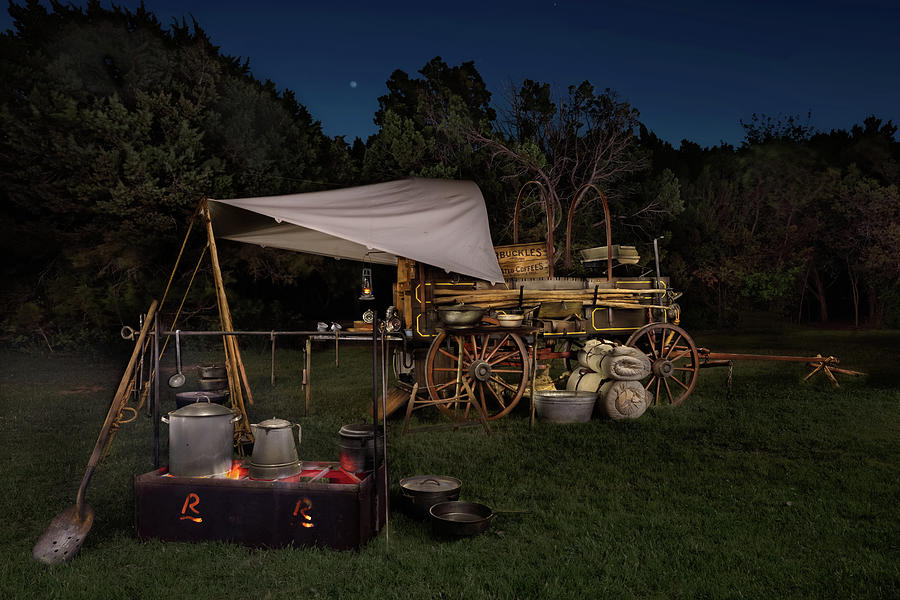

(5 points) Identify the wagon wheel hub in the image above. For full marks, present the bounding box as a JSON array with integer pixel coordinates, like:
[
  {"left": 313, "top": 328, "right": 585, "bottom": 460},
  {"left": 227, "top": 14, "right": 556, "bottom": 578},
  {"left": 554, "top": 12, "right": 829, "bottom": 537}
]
[
  {"left": 652, "top": 359, "right": 674, "bottom": 378},
  {"left": 468, "top": 359, "right": 492, "bottom": 381}
]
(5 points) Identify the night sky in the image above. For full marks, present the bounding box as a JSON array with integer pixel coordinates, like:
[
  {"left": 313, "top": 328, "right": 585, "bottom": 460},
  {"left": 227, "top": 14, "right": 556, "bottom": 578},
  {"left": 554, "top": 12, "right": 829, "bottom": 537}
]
[{"left": 2, "top": 0, "right": 898, "bottom": 147}]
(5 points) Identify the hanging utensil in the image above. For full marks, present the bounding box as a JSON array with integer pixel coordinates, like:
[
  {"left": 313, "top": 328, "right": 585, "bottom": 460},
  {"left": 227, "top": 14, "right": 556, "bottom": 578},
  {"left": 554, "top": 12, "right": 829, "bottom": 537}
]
[
  {"left": 168, "top": 330, "right": 185, "bottom": 388},
  {"left": 33, "top": 299, "right": 158, "bottom": 564}
]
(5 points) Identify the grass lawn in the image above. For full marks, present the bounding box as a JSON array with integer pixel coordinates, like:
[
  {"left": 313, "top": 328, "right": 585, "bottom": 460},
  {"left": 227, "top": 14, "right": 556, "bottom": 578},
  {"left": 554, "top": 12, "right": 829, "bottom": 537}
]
[{"left": 0, "top": 328, "right": 897, "bottom": 599}]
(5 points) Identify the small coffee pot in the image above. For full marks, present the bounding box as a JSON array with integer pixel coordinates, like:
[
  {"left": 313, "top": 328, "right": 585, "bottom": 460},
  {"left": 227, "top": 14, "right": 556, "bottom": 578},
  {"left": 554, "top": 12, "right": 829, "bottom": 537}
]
[{"left": 248, "top": 418, "right": 302, "bottom": 480}]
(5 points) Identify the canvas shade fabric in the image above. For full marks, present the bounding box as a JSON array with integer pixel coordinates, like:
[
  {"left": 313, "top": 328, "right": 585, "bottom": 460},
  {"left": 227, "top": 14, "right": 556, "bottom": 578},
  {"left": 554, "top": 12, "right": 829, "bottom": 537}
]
[{"left": 207, "top": 178, "right": 505, "bottom": 284}]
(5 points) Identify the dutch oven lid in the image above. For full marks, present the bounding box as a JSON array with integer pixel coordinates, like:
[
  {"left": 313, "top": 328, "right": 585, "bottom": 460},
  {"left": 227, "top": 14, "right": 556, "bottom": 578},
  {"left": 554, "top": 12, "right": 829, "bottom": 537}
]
[
  {"left": 175, "top": 390, "right": 229, "bottom": 401},
  {"left": 256, "top": 417, "right": 293, "bottom": 429},
  {"left": 339, "top": 423, "right": 375, "bottom": 438},
  {"left": 171, "top": 401, "right": 233, "bottom": 417},
  {"left": 400, "top": 474, "right": 462, "bottom": 494}
]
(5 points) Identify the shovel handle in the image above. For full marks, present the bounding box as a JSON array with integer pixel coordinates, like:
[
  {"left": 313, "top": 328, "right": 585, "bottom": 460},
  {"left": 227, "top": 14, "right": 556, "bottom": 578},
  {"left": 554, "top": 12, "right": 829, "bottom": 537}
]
[{"left": 76, "top": 299, "right": 159, "bottom": 509}]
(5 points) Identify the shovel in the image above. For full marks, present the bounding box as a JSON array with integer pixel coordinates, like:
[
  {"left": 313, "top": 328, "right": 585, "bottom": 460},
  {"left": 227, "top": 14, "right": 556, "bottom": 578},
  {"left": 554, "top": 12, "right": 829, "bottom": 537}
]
[
  {"left": 168, "top": 330, "right": 185, "bottom": 388},
  {"left": 33, "top": 300, "right": 158, "bottom": 564}
]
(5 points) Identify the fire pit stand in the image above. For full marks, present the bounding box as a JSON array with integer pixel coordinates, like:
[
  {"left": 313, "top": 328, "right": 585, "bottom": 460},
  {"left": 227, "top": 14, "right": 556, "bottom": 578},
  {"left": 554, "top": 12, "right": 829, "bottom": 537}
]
[{"left": 134, "top": 460, "right": 386, "bottom": 550}]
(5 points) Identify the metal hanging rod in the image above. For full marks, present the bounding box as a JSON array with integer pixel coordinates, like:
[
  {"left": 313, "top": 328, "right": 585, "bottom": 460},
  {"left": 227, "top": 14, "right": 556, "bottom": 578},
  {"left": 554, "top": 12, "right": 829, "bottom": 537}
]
[{"left": 148, "top": 330, "right": 405, "bottom": 340}]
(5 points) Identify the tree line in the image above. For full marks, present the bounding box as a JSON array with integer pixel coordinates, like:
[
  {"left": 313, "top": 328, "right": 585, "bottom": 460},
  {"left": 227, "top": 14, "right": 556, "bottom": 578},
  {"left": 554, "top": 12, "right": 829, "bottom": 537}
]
[{"left": 1, "top": 1, "right": 897, "bottom": 348}]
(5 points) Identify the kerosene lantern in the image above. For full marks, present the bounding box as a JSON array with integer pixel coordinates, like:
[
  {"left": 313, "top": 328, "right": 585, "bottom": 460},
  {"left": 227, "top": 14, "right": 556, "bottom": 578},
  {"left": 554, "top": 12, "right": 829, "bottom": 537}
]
[{"left": 359, "top": 267, "right": 374, "bottom": 300}]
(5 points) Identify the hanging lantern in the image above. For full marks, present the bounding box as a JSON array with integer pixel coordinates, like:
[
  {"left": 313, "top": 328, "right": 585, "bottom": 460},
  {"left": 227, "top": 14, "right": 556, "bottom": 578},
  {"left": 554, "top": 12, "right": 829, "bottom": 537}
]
[{"left": 359, "top": 267, "right": 374, "bottom": 300}]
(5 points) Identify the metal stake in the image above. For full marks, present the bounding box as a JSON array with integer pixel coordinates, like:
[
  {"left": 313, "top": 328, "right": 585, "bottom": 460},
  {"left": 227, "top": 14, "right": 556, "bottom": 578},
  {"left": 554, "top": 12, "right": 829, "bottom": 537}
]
[
  {"left": 152, "top": 312, "right": 160, "bottom": 469},
  {"left": 370, "top": 311, "right": 379, "bottom": 553},
  {"left": 270, "top": 331, "right": 276, "bottom": 387},
  {"left": 380, "top": 319, "right": 390, "bottom": 558}
]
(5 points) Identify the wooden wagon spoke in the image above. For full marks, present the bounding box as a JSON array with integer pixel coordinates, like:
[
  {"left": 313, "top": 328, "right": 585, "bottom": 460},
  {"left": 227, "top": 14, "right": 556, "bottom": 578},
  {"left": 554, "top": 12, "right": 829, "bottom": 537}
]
[
  {"left": 432, "top": 379, "right": 459, "bottom": 393},
  {"left": 663, "top": 376, "right": 676, "bottom": 402},
  {"left": 670, "top": 374, "right": 690, "bottom": 391},
  {"left": 488, "top": 375, "right": 519, "bottom": 394},
  {"left": 668, "top": 347, "right": 692, "bottom": 362},
  {"left": 662, "top": 334, "right": 684, "bottom": 359},
  {"left": 471, "top": 334, "right": 482, "bottom": 359},
  {"left": 476, "top": 334, "right": 489, "bottom": 359},
  {"left": 438, "top": 347, "right": 458, "bottom": 362},
  {"left": 462, "top": 337, "right": 477, "bottom": 362},
  {"left": 484, "top": 381, "right": 508, "bottom": 409},
  {"left": 487, "top": 349, "right": 522, "bottom": 366},
  {"left": 483, "top": 334, "right": 511, "bottom": 362}
]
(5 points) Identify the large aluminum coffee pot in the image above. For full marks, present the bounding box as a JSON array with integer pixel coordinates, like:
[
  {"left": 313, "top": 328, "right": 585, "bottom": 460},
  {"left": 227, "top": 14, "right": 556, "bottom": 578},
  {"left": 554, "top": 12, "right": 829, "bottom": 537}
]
[{"left": 247, "top": 418, "right": 302, "bottom": 480}]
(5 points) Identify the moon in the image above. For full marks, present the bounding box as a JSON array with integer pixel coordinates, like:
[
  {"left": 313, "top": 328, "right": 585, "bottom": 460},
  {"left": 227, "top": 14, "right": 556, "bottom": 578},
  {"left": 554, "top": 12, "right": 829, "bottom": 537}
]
[{"left": 349, "top": 80, "right": 358, "bottom": 89}]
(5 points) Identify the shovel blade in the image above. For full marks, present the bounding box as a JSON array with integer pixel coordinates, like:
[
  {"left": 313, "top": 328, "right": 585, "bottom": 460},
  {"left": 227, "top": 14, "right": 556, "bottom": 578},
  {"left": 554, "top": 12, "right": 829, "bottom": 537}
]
[{"left": 32, "top": 503, "right": 95, "bottom": 564}]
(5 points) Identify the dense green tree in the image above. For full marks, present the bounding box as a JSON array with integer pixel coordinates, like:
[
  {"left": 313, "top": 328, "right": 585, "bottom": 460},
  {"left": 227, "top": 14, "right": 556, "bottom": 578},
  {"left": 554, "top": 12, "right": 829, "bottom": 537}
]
[
  {"left": 364, "top": 56, "right": 519, "bottom": 238},
  {"left": 0, "top": 1, "right": 352, "bottom": 347}
]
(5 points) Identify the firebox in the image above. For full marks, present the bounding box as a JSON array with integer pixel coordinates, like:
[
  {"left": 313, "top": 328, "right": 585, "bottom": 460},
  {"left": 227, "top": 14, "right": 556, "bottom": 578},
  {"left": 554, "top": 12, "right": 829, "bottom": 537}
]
[{"left": 134, "top": 460, "right": 386, "bottom": 550}]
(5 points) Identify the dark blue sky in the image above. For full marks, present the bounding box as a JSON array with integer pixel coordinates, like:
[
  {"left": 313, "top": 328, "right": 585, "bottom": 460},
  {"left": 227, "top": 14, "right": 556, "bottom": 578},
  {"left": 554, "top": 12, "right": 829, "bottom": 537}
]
[{"left": 3, "top": 1, "right": 898, "bottom": 147}]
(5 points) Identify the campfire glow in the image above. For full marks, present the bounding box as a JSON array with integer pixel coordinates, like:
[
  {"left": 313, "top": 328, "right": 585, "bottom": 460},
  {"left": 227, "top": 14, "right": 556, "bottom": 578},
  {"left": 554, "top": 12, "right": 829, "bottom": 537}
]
[
  {"left": 293, "top": 498, "right": 315, "bottom": 528},
  {"left": 225, "top": 462, "right": 247, "bottom": 479}
]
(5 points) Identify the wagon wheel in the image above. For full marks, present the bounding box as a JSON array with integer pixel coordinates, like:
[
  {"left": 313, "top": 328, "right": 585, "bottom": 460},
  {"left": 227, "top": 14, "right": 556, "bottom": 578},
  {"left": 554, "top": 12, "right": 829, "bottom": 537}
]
[
  {"left": 561, "top": 338, "right": 584, "bottom": 372},
  {"left": 626, "top": 323, "right": 699, "bottom": 407},
  {"left": 425, "top": 330, "right": 529, "bottom": 420}
]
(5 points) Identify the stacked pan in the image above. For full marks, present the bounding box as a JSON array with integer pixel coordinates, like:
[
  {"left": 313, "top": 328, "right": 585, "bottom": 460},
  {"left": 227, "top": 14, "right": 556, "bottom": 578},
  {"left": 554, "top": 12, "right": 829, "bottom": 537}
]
[
  {"left": 196, "top": 364, "right": 228, "bottom": 392},
  {"left": 173, "top": 364, "right": 229, "bottom": 408}
]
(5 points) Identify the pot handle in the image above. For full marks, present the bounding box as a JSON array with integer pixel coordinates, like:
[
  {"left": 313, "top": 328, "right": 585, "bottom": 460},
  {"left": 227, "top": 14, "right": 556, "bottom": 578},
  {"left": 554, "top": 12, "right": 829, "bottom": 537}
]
[
  {"left": 295, "top": 423, "right": 302, "bottom": 445},
  {"left": 161, "top": 415, "right": 169, "bottom": 425},
  {"left": 231, "top": 412, "right": 243, "bottom": 423}
]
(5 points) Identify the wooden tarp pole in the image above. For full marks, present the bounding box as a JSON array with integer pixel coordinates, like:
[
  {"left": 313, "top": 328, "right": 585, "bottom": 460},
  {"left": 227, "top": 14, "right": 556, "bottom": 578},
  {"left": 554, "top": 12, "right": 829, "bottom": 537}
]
[{"left": 199, "top": 199, "right": 253, "bottom": 446}]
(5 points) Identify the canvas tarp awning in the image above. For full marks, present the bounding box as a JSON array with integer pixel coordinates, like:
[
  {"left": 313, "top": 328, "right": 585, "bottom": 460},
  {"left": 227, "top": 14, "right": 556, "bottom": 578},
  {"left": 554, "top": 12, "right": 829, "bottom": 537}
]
[{"left": 207, "top": 178, "right": 505, "bottom": 284}]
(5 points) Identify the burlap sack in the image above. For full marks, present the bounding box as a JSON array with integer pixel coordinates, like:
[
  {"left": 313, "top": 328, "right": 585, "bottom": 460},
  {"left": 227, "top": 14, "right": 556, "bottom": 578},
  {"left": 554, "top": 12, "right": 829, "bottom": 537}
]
[
  {"left": 599, "top": 345, "right": 651, "bottom": 381},
  {"left": 576, "top": 339, "right": 615, "bottom": 372},
  {"left": 599, "top": 379, "right": 649, "bottom": 420}
]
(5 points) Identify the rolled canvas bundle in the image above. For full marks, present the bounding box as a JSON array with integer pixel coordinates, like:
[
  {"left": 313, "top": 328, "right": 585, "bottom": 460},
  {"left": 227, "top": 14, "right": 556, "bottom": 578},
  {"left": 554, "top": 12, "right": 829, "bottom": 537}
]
[
  {"left": 566, "top": 340, "right": 652, "bottom": 420},
  {"left": 566, "top": 368, "right": 605, "bottom": 393},
  {"left": 599, "top": 379, "right": 649, "bottom": 420},
  {"left": 599, "top": 345, "right": 651, "bottom": 381},
  {"left": 577, "top": 339, "right": 615, "bottom": 372}
]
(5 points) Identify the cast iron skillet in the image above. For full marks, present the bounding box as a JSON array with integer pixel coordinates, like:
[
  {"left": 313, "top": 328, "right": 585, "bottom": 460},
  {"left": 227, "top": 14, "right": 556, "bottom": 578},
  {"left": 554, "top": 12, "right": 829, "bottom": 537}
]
[{"left": 429, "top": 501, "right": 496, "bottom": 537}]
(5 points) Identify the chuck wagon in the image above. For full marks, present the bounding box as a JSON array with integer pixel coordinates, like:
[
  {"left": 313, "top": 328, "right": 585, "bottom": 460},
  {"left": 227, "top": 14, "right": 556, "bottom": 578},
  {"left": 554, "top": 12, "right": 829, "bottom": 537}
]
[{"left": 209, "top": 177, "right": 698, "bottom": 422}]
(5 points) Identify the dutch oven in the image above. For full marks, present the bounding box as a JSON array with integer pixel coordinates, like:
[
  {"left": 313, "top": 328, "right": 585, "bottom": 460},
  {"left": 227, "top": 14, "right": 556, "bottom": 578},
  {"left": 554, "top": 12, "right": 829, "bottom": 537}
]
[
  {"left": 174, "top": 390, "right": 229, "bottom": 408},
  {"left": 197, "top": 364, "right": 226, "bottom": 379},
  {"left": 197, "top": 377, "right": 228, "bottom": 391},
  {"left": 162, "top": 400, "right": 240, "bottom": 477},
  {"left": 399, "top": 475, "right": 462, "bottom": 519}
]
